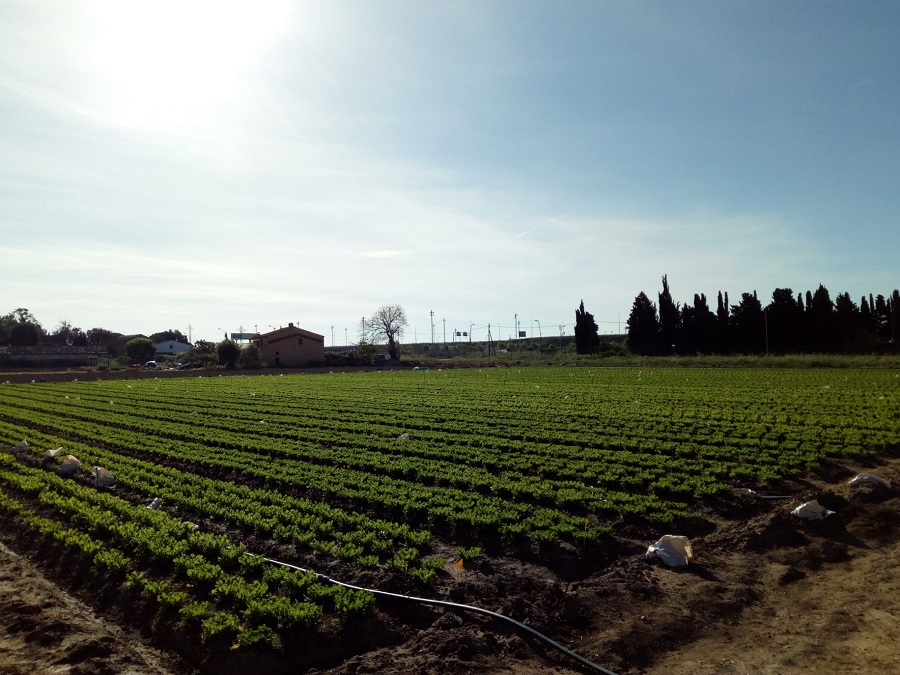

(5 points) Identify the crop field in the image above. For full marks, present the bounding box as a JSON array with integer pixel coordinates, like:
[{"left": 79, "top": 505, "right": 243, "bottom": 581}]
[{"left": 0, "top": 367, "right": 898, "bottom": 673}]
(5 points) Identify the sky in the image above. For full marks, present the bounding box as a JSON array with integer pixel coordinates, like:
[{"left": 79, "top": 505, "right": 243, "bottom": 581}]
[{"left": 2, "top": 1, "right": 898, "bottom": 346}]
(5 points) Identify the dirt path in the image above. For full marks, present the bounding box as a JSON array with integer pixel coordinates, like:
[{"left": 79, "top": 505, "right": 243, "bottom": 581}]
[
  {"left": 0, "top": 540, "right": 188, "bottom": 675},
  {"left": 647, "top": 478, "right": 900, "bottom": 675}
]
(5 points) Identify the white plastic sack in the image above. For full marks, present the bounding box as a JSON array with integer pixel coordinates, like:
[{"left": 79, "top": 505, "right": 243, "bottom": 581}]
[
  {"left": 58, "top": 455, "right": 81, "bottom": 474},
  {"left": 9, "top": 440, "right": 27, "bottom": 453},
  {"left": 146, "top": 497, "right": 162, "bottom": 510},
  {"left": 646, "top": 535, "right": 694, "bottom": 566},
  {"left": 92, "top": 466, "right": 115, "bottom": 488},
  {"left": 44, "top": 447, "right": 63, "bottom": 459},
  {"left": 398, "top": 433, "right": 410, "bottom": 440},
  {"left": 848, "top": 474, "right": 891, "bottom": 490},
  {"left": 791, "top": 499, "right": 834, "bottom": 521}
]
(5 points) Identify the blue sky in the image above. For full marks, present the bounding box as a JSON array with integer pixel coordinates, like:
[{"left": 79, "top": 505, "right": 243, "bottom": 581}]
[{"left": 2, "top": 1, "right": 897, "bottom": 345}]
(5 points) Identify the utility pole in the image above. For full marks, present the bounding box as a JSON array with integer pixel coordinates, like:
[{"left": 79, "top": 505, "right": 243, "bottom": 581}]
[
  {"left": 559, "top": 323, "right": 564, "bottom": 348},
  {"left": 514, "top": 313, "right": 518, "bottom": 339},
  {"left": 469, "top": 323, "right": 474, "bottom": 342},
  {"left": 345, "top": 328, "right": 348, "bottom": 346},
  {"left": 430, "top": 310, "right": 435, "bottom": 343},
  {"left": 187, "top": 325, "right": 192, "bottom": 343},
  {"left": 443, "top": 318, "right": 446, "bottom": 343},
  {"left": 331, "top": 326, "right": 334, "bottom": 347}
]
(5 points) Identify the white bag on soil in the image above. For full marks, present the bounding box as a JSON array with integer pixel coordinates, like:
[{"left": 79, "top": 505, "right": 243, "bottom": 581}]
[
  {"left": 92, "top": 466, "right": 115, "bottom": 487},
  {"left": 791, "top": 499, "right": 834, "bottom": 521},
  {"left": 44, "top": 447, "right": 63, "bottom": 459},
  {"left": 848, "top": 474, "right": 891, "bottom": 489},
  {"left": 58, "top": 455, "right": 81, "bottom": 474},
  {"left": 646, "top": 535, "right": 694, "bottom": 566},
  {"left": 9, "top": 440, "right": 27, "bottom": 453}
]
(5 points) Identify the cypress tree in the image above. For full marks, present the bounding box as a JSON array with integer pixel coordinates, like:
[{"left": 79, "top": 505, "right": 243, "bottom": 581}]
[
  {"left": 627, "top": 292, "right": 659, "bottom": 355},
  {"left": 574, "top": 300, "right": 600, "bottom": 355}
]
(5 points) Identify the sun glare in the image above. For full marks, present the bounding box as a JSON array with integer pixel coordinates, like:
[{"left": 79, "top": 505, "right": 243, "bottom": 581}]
[{"left": 89, "top": 0, "right": 291, "bottom": 130}]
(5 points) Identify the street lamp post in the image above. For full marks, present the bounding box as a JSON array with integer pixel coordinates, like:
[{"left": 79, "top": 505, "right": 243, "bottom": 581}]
[
  {"left": 331, "top": 326, "right": 334, "bottom": 347},
  {"left": 469, "top": 323, "right": 474, "bottom": 342},
  {"left": 535, "top": 320, "right": 542, "bottom": 337}
]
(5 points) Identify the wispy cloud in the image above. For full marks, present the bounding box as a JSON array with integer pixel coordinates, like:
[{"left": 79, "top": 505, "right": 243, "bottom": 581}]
[{"left": 359, "top": 250, "right": 409, "bottom": 258}]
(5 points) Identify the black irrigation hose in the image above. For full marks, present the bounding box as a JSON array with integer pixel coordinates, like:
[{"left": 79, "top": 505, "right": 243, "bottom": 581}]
[{"left": 247, "top": 553, "right": 618, "bottom": 675}]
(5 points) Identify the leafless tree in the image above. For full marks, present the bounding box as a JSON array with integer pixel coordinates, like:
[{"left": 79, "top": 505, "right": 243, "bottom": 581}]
[{"left": 360, "top": 304, "right": 407, "bottom": 361}]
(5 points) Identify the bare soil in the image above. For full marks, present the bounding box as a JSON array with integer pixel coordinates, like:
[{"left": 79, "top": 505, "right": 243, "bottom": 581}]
[{"left": 1, "top": 368, "right": 898, "bottom": 674}]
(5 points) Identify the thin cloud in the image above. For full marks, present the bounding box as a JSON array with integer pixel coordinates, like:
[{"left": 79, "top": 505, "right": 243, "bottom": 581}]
[{"left": 358, "top": 250, "right": 409, "bottom": 258}]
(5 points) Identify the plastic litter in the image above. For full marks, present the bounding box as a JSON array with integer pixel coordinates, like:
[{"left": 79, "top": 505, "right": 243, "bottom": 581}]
[
  {"left": 43, "top": 447, "right": 64, "bottom": 459},
  {"left": 92, "top": 466, "right": 115, "bottom": 488},
  {"left": 183, "top": 521, "right": 200, "bottom": 532},
  {"left": 738, "top": 488, "right": 792, "bottom": 500},
  {"left": 398, "top": 433, "right": 410, "bottom": 440},
  {"left": 646, "top": 535, "right": 693, "bottom": 566},
  {"left": 8, "top": 440, "right": 27, "bottom": 453},
  {"left": 848, "top": 474, "right": 891, "bottom": 490},
  {"left": 146, "top": 497, "right": 162, "bottom": 510},
  {"left": 58, "top": 455, "right": 81, "bottom": 474},
  {"left": 791, "top": 499, "right": 834, "bottom": 521}
]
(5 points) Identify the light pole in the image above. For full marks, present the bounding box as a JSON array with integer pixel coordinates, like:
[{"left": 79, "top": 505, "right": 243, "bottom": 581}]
[
  {"left": 535, "top": 320, "right": 542, "bottom": 337},
  {"left": 469, "top": 323, "right": 474, "bottom": 342},
  {"left": 443, "top": 318, "right": 446, "bottom": 343},
  {"left": 331, "top": 326, "right": 334, "bottom": 347},
  {"left": 430, "top": 310, "right": 435, "bottom": 343},
  {"left": 514, "top": 313, "right": 518, "bottom": 339},
  {"left": 345, "top": 328, "right": 348, "bottom": 346}
]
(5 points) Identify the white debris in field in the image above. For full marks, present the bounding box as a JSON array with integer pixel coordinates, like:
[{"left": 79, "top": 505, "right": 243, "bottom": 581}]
[
  {"left": 44, "top": 447, "right": 64, "bottom": 459},
  {"left": 146, "top": 497, "right": 162, "bottom": 510},
  {"left": 848, "top": 474, "right": 891, "bottom": 489},
  {"left": 58, "top": 455, "right": 81, "bottom": 474},
  {"left": 8, "top": 440, "right": 27, "bottom": 453},
  {"left": 646, "top": 535, "right": 694, "bottom": 566},
  {"left": 92, "top": 466, "right": 116, "bottom": 488},
  {"left": 791, "top": 499, "right": 834, "bottom": 521}
]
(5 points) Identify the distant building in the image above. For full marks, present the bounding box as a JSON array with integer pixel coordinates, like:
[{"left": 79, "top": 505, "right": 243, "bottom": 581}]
[
  {"left": 0, "top": 345, "right": 108, "bottom": 368},
  {"left": 253, "top": 323, "right": 325, "bottom": 367},
  {"left": 155, "top": 340, "right": 192, "bottom": 355}
]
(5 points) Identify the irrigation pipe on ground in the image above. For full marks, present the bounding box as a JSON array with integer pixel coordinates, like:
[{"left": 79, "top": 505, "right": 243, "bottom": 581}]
[{"left": 247, "top": 553, "right": 618, "bottom": 675}]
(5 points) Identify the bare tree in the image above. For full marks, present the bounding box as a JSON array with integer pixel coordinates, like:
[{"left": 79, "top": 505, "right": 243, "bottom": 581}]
[{"left": 360, "top": 304, "right": 407, "bottom": 361}]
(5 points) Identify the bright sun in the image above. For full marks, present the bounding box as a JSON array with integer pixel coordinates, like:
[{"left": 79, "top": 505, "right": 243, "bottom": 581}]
[{"left": 89, "top": 0, "right": 291, "bottom": 130}]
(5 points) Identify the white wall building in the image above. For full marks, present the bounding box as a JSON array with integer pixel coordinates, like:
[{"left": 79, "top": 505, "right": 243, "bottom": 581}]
[{"left": 154, "top": 340, "right": 191, "bottom": 355}]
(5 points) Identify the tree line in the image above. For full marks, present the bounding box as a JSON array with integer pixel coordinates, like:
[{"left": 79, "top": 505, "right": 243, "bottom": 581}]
[
  {"left": 624, "top": 276, "right": 900, "bottom": 356},
  {"left": 0, "top": 308, "right": 191, "bottom": 351}
]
